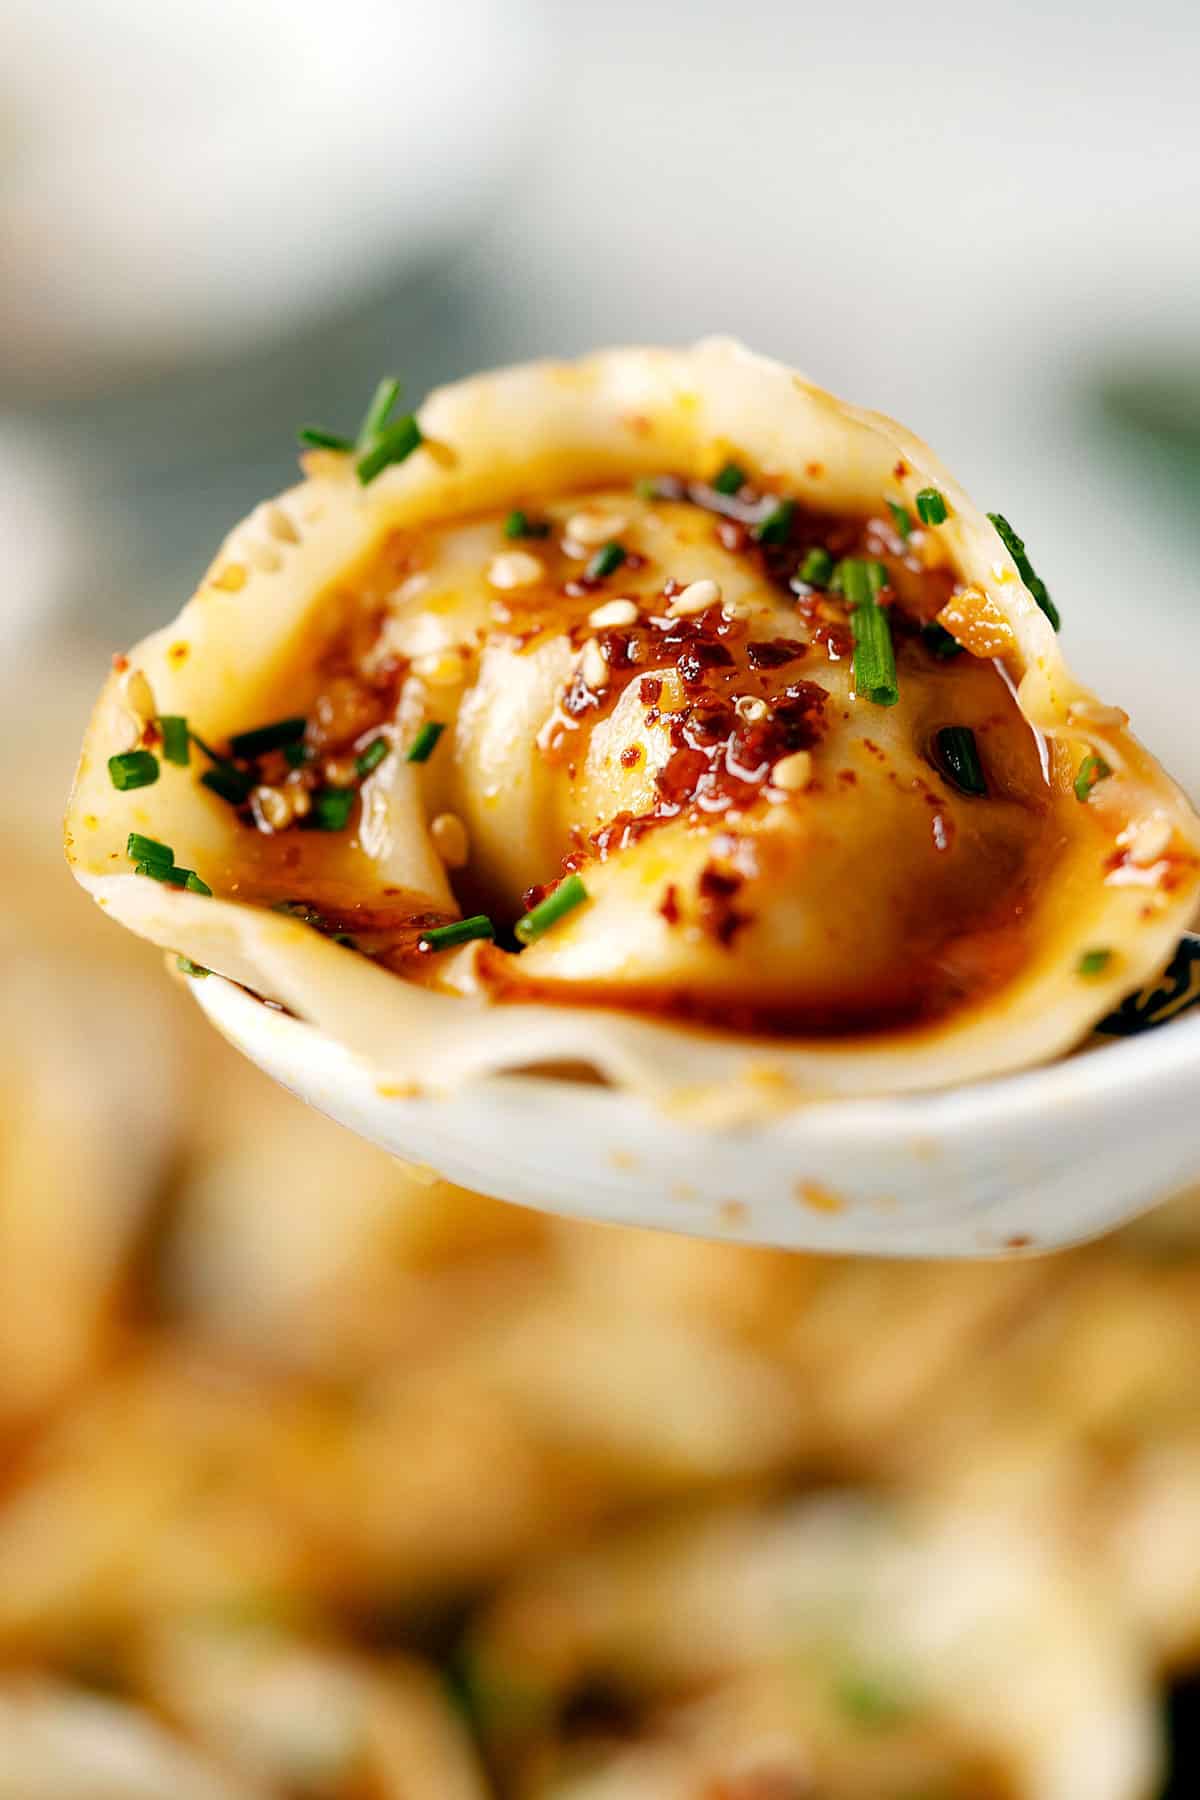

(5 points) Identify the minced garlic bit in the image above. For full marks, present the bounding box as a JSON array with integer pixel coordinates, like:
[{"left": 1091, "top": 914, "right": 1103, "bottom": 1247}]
[
  {"left": 588, "top": 597, "right": 639, "bottom": 629},
  {"left": 430, "top": 811, "right": 470, "bottom": 868},
  {"left": 579, "top": 637, "right": 610, "bottom": 690},
  {"left": 412, "top": 649, "right": 464, "bottom": 687},
  {"left": 565, "top": 509, "right": 628, "bottom": 548},
  {"left": 735, "top": 695, "right": 769, "bottom": 722},
  {"left": 487, "top": 550, "right": 545, "bottom": 590},
  {"left": 1122, "top": 815, "right": 1173, "bottom": 868},
  {"left": 667, "top": 577, "right": 721, "bottom": 617},
  {"left": 771, "top": 749, "right": 814, "bottom": 792}
]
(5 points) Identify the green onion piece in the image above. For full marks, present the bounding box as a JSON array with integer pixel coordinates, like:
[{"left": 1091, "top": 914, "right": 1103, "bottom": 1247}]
[
  {"left": 1074, "top": 753, "right": 1113, "bottom": 802},
  {"left": 987, "top": 512, "right": 1060, "bottom": 630},
  {"left": 310, "top": 788, "right": 356, "bottom": 832},
  {"left": 356, "top": 736, "right": 390, "bottom": 776},
  {"left": 798, "top": 546, "right": 834, "bottom": 588},
  {"left": 887, "top": 500, "right": 913, "bottom": 541},
  {"left": 915, "top": 487, "right": 948, "bottom": 526},
  {"left": 201, "top": 765, "right": 254, "bottom": 806},
  {"left": 405, "top": 721, "right": 445, "bottom": 764},
  {"left": 1078, "top": 947, "right": 1113, "bottom": 978},
  {"left": 283, "top": 741, "right": 311, "bottom": 769},
  {"left": 108, "top": 750, "right": 159, "bottom": 791},
  {"left": 503, "top": 509, "right": 550, "bottom": 540},
  {"left": 357, "top": 375, "right": 402, "bottom": 447},
  {"left": 159, "top": 716, "right": 190, "bottom": 766},
  {"left": 127, "top": 831, "right": 173, "bottom": 868},
  {"left": 229, "top": 716, "right": 306, "bottom": 760},
  {"left": 515, "top": 873, "right": 589, "bottom": 945},
  {"left": 633, "top": 476, "right": 661, "bottom": 501},
  {"left": 712, "top": 460, "right": 746, "bottom": 495},
  {"left": 921, "top": 622, "right": 964, "bottom": 660},
  {"left": 357, "top": 413, "right": 422, "bottom": 486},
  {"left": 586, "top": 541, "right": 626, "bottom": 580},
  {"left": 934, "top": 725, "right": 987, "bottom": 796},
  {"left": 419, "top": 914, "right": 495, "bottom": 952},
  {"left": 176, "top": 956, "right": 209, "bottom": 978},
  {"left": 841, "top": 559, "right": 899, "bottom": 707},
  {"left": 752, "top": 497, "right": 796, "bottom": 545},
  {"left": 297, "top": 427, "right": 354, "bottom": 452},
  {"left": 184, "top": 871, "right": 212, "bottom": 896}
]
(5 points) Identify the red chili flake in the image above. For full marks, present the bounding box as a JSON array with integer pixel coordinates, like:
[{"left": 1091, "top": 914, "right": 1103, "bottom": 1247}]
[
  {"left": 813, "top": 620, "right": 853, "bottom": 659},
  {"left": 111, "top": 652, "right": 129, "bottom": 673},
  {"left": 592, "top": 810, "right": 656, "bottom": 859},
  {"left": 893, "top": 459, "right": 908, "bottom": 479},
  {"left": 682, "top": 698, "right": 734, "bottom": 747},
  {"left": 520, "top": 882, "right": 551, "bottom": 912},
  {"left": 620, "top": 744, "right": 642, "bottom": 768},
  {"left": 696, "top": 861, "right": 750, "bottom": 946},
  {"left": 656, "top": 746, "right": 709, "bottom": 804},
  {"left": 599, "top": 628, "right": 642, "bottom": 669},
  {"left": 659, "top": 883, "right": 681, "bottom": 925},
  {"left": 676, "top": 639, "right": 734, "bottom": 687},
  {"left": 639, "top": 676, "right": 663, "bottom": 706},
  {"left": 747, "top": 637, "right": 807, "bottom": 670}
]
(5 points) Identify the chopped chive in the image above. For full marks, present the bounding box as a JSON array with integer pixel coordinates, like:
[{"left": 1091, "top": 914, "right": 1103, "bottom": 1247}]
[
  {"left": 515, "top": 873, "right": 589, "bottom": 945},
  {"left": 406, "top": 721, "right": 445, "bottom": 764},
  {"left": 357, "top": 413, "right": 422, "bottom": 486},
  {"left": 934, "top": 725, "right": 987, "bottom": 796},
  {"left": 159, "top": 716, "right": 190, "bottom": 766},
  {"left": 108, "top": 750, "right": 159, "bottom": 791},
  {"left": 634, "top": 476, "right": 661, "bottom": 501},
  {"left": 228, "top": 716, "right": 306, "bottom": 760},
  {"left": 712, "top": 460, "right": 746, "bottom": 495},
  {"left": 201, "top": 764, "right": 254, "bottom": 806},
  {"left": 357, "top": 376, "right": 402, "bottom": 448},
  {"left": 297, "top": 427, "right": 354, "bottom": 452},
  {"left": 283, "top": 741, "right": 311, "bottom": 769},
  {"left": 1074, "top": 753, "right": 1113, "bottom": 802},
  {"left": 135, "top": 859, "right": 206, "bottom": 892},
  {"left": 841, "top": 559, "right": 899, "bottom": 707},
  {"left": 1078, "top": 947, "right": 1113, "bottom": 978},
  {"left": 797, "top": 546, "right": 834, "bottom": 588},
  {"left": 915, "top": 487, "right": 948, "bottom": 526},
  {"left": 752, "top": 497, "right": 796, "bottom": 545},
  {"left": 987, "top": 512, "right": 1060, "bottom": 630},
  {"left": 586, "top": 541, "right": 626, "bottom": 580},
  {"left": 176, "top": 956, "right": 209, "bottom": 978},
  {"left": 419, "top": 914, "right": 495, "bottom": 952},
  {"left": 310, "top": 788, "right": 356, "bottom": 832},
  {"left": 887, "top": 500, "right": 913, "bottom": 541},
  {"left": 503, "top": 509, "right": 550, "bottom": 540},
  {"left": 184, "top": 871, "right": 212, "bottom": 896},
  {"left": 356, "top": 736, "right": 390, "bottom": 776},
  {"left": 921, "top": 622, "right": 964, "bottom": 660},
  {"left": 127, "top": 832, "right": 173, "bottom": 868}
]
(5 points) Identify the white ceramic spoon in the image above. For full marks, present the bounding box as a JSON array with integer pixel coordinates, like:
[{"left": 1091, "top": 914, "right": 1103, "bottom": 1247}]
[{"left": 193, "top": 936, "right": 1200, "bottom": 1259}]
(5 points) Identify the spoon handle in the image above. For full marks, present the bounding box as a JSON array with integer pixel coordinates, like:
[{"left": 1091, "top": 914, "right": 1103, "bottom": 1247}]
[{"left": 1096, "top": 933, "right": 1200, "bottom": 1038}]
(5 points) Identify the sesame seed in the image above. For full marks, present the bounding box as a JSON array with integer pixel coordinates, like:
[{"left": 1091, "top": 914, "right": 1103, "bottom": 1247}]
[
  {"left": 120, "top": 667, "right": 157, "bottom": 724},
  {"left": 412, "top": 650, "right": 464, "bottom": 687},
  {"left": 322, "top": 757, "right": 359, "bottom": 789},
  {"left": 566, "top": 509, "right": 628, "bottom": 548},
  {"left": 251, "top": 784, "right": 295, "bottom": 832},
  {"left": 488, "top": 551, "right": 544, "bottom": 590},
  {"left": 735, "top": 695, "right": 769, "bottom": 722},
  {"left": 1124, "top": 815, "right": 1174, "bottom": 867},
  {"left": 580, "top": 638, "right": 610, "bottom": 690},
  {"left": 588, "top": 597, "right": 639, "bottom": 629},
  {"left": 667, "top": 578, "right": 721, "bottom": 617},
  {"left": 771, "top": 749, "right": 813, "bottom": 791},
  {"left": 430, "top": 811, "right": 470, "bottom": 868}
]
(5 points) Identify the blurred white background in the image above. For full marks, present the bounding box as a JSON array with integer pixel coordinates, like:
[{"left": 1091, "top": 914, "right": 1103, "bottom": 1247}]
[{"left": 2, "top": 0, "right": 1198, "bottom": 778}]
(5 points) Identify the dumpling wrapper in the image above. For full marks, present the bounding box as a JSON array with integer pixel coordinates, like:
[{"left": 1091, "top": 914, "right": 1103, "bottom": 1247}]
[{"left": 66, "top": 340, "right": 1200, "bottom": 1114}]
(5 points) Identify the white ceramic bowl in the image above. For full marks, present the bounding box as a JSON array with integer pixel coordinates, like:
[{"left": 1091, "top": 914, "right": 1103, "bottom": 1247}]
[{"left": 194, "top": 956, "right": 1200, "bottom": 1258}]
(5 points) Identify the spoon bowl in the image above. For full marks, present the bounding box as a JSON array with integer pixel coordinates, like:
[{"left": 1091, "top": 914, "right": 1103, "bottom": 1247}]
[{"left": 193, "top": 938, "right": 1200, "bottom": 1258}]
